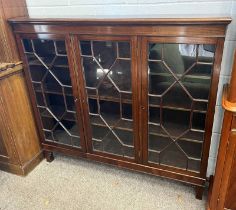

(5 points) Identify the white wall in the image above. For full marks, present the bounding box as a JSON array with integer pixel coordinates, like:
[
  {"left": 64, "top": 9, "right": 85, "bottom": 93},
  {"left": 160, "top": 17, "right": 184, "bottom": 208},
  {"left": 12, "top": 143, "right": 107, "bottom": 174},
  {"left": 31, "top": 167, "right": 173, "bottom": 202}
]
[{"left": 25, "top": 0, "right": 236, "bottom": 177}]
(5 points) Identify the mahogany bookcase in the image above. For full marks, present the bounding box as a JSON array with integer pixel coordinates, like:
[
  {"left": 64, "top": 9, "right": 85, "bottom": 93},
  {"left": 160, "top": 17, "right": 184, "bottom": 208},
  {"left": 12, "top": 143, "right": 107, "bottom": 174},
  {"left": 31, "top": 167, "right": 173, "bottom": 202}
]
[{"left": 9, "top": 17, "right": 231, "bottom": 199}]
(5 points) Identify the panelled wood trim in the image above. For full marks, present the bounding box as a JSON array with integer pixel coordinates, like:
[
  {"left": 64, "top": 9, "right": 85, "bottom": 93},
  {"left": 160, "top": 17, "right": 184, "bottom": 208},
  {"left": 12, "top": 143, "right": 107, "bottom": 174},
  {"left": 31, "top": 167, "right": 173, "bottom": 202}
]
[
  {"left": 146, "top": 36, "right": 218, "bottom": 44},
  {"left": 0, "top": 62, "right": 42, "bottom": 175},
  {"left": 10, "top": 24, "right": 228, "bottom": 38},
  {"left": 8, "top": 17, "right": 232, "bottom": 25},
  {"left": 0, "top": 93, "right": 20, "bottom": 165},
  {"left": 0, "top": 161, "right": 26, "bottom": 175},
  {"left": 21, "top": 151, "right": 43, "bottom": 175},
  {"left": 77, "top": 35, "right": 131, "bottom": 41},
  {"left": 0, "top": 67, "right": 41, "bottom": 164},
  {"left": 0, "top": 151, "right": 43, "bottom": 176},
  {"left": 209, "top": 111, "right": 234, "bottom": 210},
  {"left": 16, "top": 33, "right": 66, "bottom": 40},
  {"left": 42, "top": 142, "right": 205, "bottom": 186},
  {"left": 217, "top": 132, "right": 236, "bottom": 210}
]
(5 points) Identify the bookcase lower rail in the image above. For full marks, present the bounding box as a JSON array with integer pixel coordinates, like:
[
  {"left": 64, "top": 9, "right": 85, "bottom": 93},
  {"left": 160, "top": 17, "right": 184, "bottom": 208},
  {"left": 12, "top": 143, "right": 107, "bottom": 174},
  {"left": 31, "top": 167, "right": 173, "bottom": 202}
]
[{"left": 42, "top": 143, "right": 206, "bottom": 188}]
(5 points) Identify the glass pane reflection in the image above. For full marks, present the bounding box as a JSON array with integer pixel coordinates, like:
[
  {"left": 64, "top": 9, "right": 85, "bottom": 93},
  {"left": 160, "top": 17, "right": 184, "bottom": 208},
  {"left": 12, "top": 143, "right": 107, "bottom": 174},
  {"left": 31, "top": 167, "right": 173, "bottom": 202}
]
[
  {"left": 80, "top": 40, "right": 134, "bottom": 158},
  {"left": 148, "top": 43, "right": 215, "bottom": 172},
  {"left": 22, "top": 39, "right": 81, "bottom": 148}
]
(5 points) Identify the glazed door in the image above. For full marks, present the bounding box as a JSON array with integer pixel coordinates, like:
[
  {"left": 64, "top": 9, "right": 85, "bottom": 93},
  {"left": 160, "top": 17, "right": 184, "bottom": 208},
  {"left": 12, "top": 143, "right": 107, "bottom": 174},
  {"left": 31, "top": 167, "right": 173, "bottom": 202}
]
[
  {"left": 19, "top": 34, "right": 86, "bottom": 151},
  {"left": 75, "top": 35, "right": 140, "bottom": 161},
  {"left": 141, "top": 37, "right": 217, "bottom": 173}
]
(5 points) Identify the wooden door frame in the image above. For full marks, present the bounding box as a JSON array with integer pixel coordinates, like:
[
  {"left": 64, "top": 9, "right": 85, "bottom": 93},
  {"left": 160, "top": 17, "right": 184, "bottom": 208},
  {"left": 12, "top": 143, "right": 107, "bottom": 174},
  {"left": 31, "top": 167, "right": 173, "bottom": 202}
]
[
  {"left": 14, "top": 33, "right": 87, "bottom": 152},
  {"left": 72, "top": 34, "right": 141, "bottom": 163},
  {"left": 139, "top": 36, "right": 223, "bottom": 181}
]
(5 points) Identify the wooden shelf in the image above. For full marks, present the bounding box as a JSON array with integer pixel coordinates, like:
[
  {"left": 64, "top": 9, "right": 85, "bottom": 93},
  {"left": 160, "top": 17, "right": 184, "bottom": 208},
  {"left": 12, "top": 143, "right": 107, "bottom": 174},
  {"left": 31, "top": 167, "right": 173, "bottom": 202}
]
[
  {"left": 44, "top": 124, "right": 81, "bottom": 148},
  {"left": 90, "top": 114, "right": 133, "bottom": 132},
  {"left": 149, "top": 72, "right": 211, "bottom": 80},
  {"left": 39, "top": 105, "right": 76, "bottom": 122},
  {"left": 89, "top": 93, "right": 207, "bottom": 113},
  {"left": 149, "top": 131, "right": 204, "bottom": 143},
  {"left": 88, "top": 93, "right": 132, "bottom": 104},
  {"left": 28, "top": 56, "right": 69, "bottom": 68},
  {"left": 149, "top": 122, "right": 204, "bottom": 140},
  {"left": 34, "top": 85, "right": 73, "bottom": 96},
  {"left": 149, "top": 101, "right": 207, "bottom": 113},
  {"left": 89, "top": 112, "right": 205, "bottom": 141},
  {"left": 34, "top": 88, "right": 73, "bottom": 96},
  {"left": 34, "top": 87, "right": 207, "bottom": 114}
]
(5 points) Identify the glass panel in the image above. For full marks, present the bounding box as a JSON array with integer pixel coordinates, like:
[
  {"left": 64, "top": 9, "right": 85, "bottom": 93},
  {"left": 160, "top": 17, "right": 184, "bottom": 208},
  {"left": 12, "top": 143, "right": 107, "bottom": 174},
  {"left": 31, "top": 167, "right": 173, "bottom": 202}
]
[
  {"left": 160, "top": 143, "right": 188, "bottom": 169},
  {"left": 22, "top": 38, "right": 81, "bottom": 148},
  {"left": 162, "top": 109, "right": 190, "bottom": 137},
  {"left": 79, "top": 40, "right": 134, "bottom": 158},
  {"left": 188, "top": 159, "right": 201, "bottom": 172},
  {"left": 148, "top": 42, "right": 215, "bottom": 172},
  {"left": 177, "top": 140, "right": 202, "bottom": 159}
]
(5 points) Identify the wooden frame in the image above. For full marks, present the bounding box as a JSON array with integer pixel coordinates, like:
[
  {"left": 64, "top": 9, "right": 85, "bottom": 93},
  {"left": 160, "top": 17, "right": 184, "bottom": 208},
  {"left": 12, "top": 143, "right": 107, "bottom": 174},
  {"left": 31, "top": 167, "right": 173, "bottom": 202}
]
[
  {"left": 15, "top": 33, "right": 88, "bottom": 153},
  {"left": 208, "top": 52, "right": 236, "bottom": 209},
  {"left": 72, "top": 35, "right": 141, "bottom": 162},
  {"left": 140, "top": 36, "right": 225, "bottom": 198},
  {"left": 9, "top": 17, "right": 231, "bottom": 199}
]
